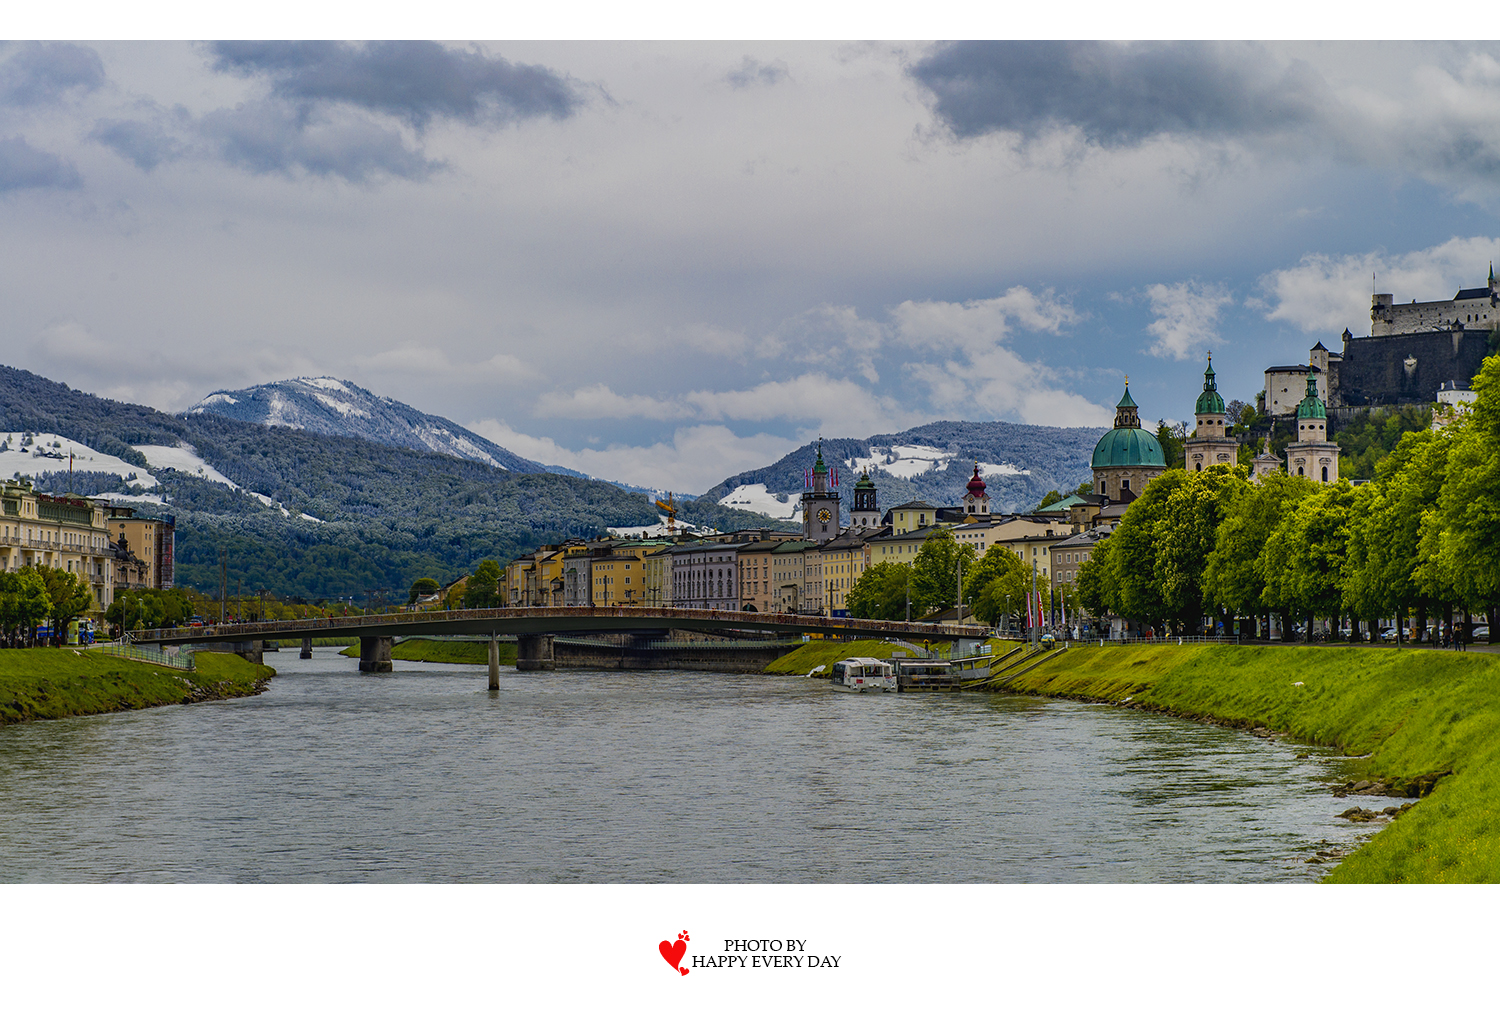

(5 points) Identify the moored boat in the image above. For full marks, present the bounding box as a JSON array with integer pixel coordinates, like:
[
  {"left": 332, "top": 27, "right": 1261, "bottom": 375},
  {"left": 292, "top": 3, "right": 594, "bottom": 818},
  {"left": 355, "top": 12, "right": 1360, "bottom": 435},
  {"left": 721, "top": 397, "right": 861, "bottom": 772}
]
[{"left": 830, "top": 657, "right": 897, "bottom": 693}]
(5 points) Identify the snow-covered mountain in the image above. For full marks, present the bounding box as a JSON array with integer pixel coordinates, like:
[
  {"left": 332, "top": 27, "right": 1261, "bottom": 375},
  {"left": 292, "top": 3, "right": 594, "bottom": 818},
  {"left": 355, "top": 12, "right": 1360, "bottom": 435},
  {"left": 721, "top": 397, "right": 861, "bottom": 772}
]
[
  {"left": 702, "top": 421, "right": 1109, "bottom": 522},
  {"left": 188, "top": 377, "right": 558, "bottom": 474}
]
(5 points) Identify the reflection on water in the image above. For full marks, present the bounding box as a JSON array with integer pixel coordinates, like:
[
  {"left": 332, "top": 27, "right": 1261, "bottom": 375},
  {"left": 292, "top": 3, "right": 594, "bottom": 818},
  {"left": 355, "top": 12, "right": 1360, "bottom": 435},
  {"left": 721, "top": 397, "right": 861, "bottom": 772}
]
[{"left": 0, "top": 649, "right": 1400, "bottom": 882}]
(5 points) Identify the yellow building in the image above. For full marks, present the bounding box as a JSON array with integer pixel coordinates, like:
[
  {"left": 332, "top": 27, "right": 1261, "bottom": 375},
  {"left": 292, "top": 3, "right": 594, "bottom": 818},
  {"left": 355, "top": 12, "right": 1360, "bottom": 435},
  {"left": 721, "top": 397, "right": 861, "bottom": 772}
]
[
  {"left": 1, "top": 481, "right": 115, "bottom": 611},
  {"left": 819, "top": 532, "right": 869, "bottom": 615},
  {"left": 589, "top": 540, "right": 671, "bottom": 607},
  {"left": 105, "top": 505, "right": 175, "bottom": 590}
]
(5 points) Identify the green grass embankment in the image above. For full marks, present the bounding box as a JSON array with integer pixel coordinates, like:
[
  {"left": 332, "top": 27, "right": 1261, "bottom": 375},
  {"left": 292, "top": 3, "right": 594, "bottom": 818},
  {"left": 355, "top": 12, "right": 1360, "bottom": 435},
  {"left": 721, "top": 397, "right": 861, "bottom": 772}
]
[
  {"left": 337, "top": 638, "right": 518, "bottom": 666},
  {"left": 1001, "top": 643, "right": 1500, "bottom": 882},
  {"left": 0, "top": 649, "right": 274, "bottom": 725}
]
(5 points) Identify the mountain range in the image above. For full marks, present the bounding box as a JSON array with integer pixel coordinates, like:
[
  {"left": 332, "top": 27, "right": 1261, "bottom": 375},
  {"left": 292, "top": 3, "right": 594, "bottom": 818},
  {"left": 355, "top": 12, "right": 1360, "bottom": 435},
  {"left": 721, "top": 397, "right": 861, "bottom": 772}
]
[{"left": 2, "top": 363, "right": 1108, "bottom": 600}]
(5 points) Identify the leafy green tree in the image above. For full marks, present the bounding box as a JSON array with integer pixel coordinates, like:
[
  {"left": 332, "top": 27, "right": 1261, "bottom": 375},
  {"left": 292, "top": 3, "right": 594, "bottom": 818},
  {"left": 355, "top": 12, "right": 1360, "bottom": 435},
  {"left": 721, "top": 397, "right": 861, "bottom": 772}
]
[
  {"left": 910, "top": 529, "right": 977, "bottom": 616},
  {"left": 1035, "top": 490, "right": 1062, "bottom": 510},
  {"left": 408, "top": 577, "right": 440, "bottom": 604},
  {"left": 0, "top": 570, "right": 53, "bottom": 642},
  {"left": 1100, "top": 470, "right": 1189, "bottom": 629},
  {"left": 1072, "top": 481, "right": 1093, "bottom": 497},
  {"left": 1262, "top": 483, "right": 1356, "bottom": 640},
  {"left": 31, "top": 565, "right": 93, "bottom": 632},
  {"left": 1334, "top": 405, "right": 1434, "bottom": 480},
  {"left": 1153, "top": 467, "right": 1247, "bottom": 632},
  {"left": 1425, "top": 353, "right": 1500, "bottom": 631},
  {"left": 461, "top": 559, "right": 503, "bottom": 609},
  {"left": 846, "top": 561, "right": 913, "bottom": 620},
  {"left": 963, "top": 544, "right": 1030, "bottom": 627},
  {"left": 1076, "top": 543, "right": 1113, "bottom": 620},
  {"left": 1203, "top": 472, "right": 1315, "bottom": 637},
  {"left": 1155, "top": 420, "right": 1186, "bottom": 469}
]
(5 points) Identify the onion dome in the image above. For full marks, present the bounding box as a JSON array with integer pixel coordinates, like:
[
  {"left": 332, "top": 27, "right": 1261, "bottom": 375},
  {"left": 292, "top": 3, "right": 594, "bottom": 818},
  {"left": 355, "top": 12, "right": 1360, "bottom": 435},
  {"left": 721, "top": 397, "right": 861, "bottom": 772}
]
[
  {"left": 1296, "top": 370, "right": 1327, "bottom": 420},
  {"left": 966, "top": 462, "right": 986, "bottom": 498},
  {"left": 854, "top": 468, "right": 876, "bottom": 490},
  {"left": 1091, "top": 384, "right": 1166, "bottom": 469},
  {"left": 1195, "top": 354, "right": 1225, "bottom": 416}
]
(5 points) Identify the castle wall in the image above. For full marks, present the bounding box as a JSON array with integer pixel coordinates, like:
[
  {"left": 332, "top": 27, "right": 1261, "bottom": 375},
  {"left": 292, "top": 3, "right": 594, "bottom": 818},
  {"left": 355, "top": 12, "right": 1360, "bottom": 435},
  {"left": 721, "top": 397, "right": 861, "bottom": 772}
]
[
  {"left": 1335, "top": 329, "right": 1490, "bottom": 406},
  {"left": 1372, "top": 294, "right": 1499, "bottom": 336}
]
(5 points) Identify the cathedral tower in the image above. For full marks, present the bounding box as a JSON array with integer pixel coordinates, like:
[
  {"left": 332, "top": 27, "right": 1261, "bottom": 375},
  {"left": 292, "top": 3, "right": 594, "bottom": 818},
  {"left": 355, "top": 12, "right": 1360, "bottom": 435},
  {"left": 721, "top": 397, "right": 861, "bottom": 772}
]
[
  {"left": 1184, "top": 353, "right": 1239, "bottom": 472},
  {"left": 849, "top": 469, "right": 880, "bottom": 530},
  {"left": 1284, "top": 370, "right": 1340, "bottom": 484}
]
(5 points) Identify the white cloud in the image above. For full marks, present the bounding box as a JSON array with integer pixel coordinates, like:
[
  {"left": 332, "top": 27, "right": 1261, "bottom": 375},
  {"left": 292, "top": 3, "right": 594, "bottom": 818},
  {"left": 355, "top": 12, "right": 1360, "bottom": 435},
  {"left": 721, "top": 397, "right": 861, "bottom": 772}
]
[
  {"left": 1144, "top": 281, "right": 1233, "bottom": 360},
  {"left": 1260, "top": 235, "right": 1500, "bottom": 334},
  {"left": 466, "top": 419, "right": 797, "bottom": 493},
  {"left": 358, "top": 345, "right": 541, "bottom": 380},
  {"left": 890, "top": 287, "right": 1081, "bottom": 353}
]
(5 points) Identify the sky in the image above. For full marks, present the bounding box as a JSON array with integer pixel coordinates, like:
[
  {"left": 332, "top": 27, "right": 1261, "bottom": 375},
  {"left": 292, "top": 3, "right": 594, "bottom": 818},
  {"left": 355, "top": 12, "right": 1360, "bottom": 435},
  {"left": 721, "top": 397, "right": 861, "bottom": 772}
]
[{"left": 6, "top": 39, "right": 1500, "bottom": 493}]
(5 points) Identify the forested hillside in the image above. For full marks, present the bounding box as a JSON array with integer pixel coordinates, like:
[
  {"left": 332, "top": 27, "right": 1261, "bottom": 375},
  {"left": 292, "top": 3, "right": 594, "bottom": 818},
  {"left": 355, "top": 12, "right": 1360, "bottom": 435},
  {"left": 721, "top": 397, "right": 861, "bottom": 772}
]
[{"left": 0, "top": 365, "right": 771, "bottom": 600}]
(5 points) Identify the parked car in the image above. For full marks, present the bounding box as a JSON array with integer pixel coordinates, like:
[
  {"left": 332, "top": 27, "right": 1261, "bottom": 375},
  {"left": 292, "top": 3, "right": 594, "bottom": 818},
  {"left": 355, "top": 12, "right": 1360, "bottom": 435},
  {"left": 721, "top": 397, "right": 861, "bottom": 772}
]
[
  {"left": 1471, "top": 625, "right": 1490, "bottom": 641},
  {"left": 1379, "top": 627, "right": 1399, "bottom": 642}
]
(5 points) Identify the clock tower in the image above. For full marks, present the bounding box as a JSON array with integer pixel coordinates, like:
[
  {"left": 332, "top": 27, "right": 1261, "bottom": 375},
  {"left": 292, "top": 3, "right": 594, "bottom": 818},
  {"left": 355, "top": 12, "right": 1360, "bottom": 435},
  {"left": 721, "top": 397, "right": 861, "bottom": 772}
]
[{"left": 801, "top": 440, "right": 841, "bottom": 543}]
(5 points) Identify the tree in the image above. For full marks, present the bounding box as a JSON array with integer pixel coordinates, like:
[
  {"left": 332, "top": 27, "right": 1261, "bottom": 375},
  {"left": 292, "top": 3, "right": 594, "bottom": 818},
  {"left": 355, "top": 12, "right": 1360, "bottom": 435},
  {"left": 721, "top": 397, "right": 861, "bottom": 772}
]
[
  {"left": 31, "top": 565, "right": 93, "bottom": 633},
  {"left": 1155, "top": 420, "right": 1186, "bottom": 469},
  {"left": 1203, "top": 472, "right": 1315, "bottom": 636},
  {"left": 408, "top": 577, "right": 440, "bottom": 604},
  {"left": 1152, "top": 467, "right": 1247, "bottom": 632},
  {"left": 963, "top": 544, "right": 1030, "bottom": 626},
  {"left": 0, "top": 570, "right": 52, "bottom": 643},
  {"left": 846, "top": 561, "right": 913, "bottom": 620},
  {"left": 1262, "top": 483, "right": 1356, "bottom": 640},
  {"left": 1035, "top": 490, "right": 1063, "bottom": 510},
  {"left": 1100, "top": 470, "right": 1188, "bottom": 629},
  {"left": 910, "top": 529, "right": 977, "bottom": 616},
  {"left": 461, "top": 560, "right": 503, "bottom": 609}
]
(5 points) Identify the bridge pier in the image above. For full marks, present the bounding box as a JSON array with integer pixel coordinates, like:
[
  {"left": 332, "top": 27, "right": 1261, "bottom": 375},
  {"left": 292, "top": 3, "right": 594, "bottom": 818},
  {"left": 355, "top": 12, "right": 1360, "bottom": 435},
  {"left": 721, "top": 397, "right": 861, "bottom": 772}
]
[
  {"left": 488, "top": 636, "right": 500, "bottom": 690},
  {"left": 300, "top": 637, "right": 313, "bottom": 659},
  {"left": 516, "top": 633, "right": 555, "bottom": 671},
  {"left": 359, "top": 636, "right": 393, "bottom": 673}
]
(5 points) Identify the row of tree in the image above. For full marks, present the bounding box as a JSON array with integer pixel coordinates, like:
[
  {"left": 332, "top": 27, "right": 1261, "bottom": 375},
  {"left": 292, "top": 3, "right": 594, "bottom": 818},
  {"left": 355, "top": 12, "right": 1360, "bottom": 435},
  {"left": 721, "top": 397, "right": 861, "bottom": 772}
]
[{"left": 1076, "top": 355, "right": 1500, "bottom": 640}]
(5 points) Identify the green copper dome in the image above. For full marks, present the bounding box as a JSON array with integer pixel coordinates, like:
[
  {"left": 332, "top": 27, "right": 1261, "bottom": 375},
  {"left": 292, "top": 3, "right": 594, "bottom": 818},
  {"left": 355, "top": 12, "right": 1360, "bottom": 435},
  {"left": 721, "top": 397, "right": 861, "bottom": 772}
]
[
  {"left": 1195, "top": 354, "right": 1225, "bottom": 415},
  {"left": 854, "top": 469, "right": 876, "bottom": 490},
  {"left": 1295, "top": 370, "right": 1326, "bottom": 420},
  {"left": 1092, "top": 383, "right": 1166, "bottom": 468},
  {"left": 1091, "top": 427, "right": 1167, "bottom": 469}
]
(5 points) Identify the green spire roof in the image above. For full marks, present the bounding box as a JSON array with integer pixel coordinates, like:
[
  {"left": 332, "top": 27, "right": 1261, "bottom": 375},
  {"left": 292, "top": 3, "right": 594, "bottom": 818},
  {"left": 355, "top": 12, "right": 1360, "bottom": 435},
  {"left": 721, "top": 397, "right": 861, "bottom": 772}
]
[
  {"left": 1116, "top": 386, "right": 1137, "bottom": 409},
  {"left": 812, "top": 439, "right": 828, "bottom": 474},
  {"left": 1296, "top": 370, "right": 1327, "bottom": 420},
  {"left": 1195, "top": 353, "right": 1226, "bottom": 415},
  {"left": 854, "top": 468, "right": 876, "bottom": 490}
]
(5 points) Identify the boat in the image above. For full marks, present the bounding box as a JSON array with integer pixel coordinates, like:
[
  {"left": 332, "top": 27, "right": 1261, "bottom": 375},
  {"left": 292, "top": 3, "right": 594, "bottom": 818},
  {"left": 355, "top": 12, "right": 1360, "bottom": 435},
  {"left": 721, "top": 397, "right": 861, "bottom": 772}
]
[{"left": 830, "top": 657, "right": 897, "bottom": 693}]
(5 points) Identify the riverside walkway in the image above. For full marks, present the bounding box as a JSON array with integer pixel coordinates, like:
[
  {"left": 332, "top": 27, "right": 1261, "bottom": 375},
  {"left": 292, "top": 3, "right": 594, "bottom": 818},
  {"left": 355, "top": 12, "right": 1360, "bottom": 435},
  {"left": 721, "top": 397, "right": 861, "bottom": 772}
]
[{"left": 132, "top": 606, "right": 992, "bottom": 686}]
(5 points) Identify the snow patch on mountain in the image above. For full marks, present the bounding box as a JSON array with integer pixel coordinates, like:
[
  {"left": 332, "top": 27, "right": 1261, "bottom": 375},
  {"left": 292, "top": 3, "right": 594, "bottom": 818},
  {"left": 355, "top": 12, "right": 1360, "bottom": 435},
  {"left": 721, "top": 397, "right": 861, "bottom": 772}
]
[
  {"left": 0, "top": 432, "right": 157, "bottom": 486},
  {"left": 847, "top": 444, "right": 1029, "bottom": 479},
  {"left": 135, "top": 444, "right": 239, "bottom": 489},
  {"left": 717, "top": 483, "right": 801, "bottom": 522}
]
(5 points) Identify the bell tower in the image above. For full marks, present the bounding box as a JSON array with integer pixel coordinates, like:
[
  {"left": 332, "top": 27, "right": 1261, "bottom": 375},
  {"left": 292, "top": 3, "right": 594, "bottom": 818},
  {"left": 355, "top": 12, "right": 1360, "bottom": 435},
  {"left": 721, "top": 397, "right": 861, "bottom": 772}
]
[
  {"left": 962, "top": 462, "right": 990, "bottom": 519},
  {"left": 1184, "top": 352, "right": 1239, "bottom": 472},
  {"left": 849, "top": 469, "right": 880, "bottom": 530}
]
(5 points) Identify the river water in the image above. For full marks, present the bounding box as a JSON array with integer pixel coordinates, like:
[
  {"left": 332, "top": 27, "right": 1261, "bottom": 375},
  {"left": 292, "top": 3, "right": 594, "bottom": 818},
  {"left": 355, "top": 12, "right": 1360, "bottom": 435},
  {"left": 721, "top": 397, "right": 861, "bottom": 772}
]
[{"left": 0, "top": 649, "right": 1400, "bottom": 882}]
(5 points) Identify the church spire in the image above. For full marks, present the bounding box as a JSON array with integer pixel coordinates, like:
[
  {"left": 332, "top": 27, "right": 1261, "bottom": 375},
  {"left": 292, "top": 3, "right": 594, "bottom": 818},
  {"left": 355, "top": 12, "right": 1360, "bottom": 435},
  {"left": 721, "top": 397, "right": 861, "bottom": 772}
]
[{"left": 1114, "top": 382, "right": 1141, "bottom": 429}]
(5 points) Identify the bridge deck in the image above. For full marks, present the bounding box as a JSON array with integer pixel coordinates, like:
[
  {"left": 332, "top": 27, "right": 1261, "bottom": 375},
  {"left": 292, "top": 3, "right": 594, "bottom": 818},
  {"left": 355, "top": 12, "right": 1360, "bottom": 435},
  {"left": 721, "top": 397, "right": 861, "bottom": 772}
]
[{"left": 135, "top": 606, "right": 991, "bottom": 646}]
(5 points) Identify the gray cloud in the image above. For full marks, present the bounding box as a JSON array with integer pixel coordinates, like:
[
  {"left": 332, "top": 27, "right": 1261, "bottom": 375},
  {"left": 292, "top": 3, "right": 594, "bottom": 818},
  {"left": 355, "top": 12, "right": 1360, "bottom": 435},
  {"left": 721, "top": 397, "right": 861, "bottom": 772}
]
[
  {"left": 726, "top": 56, "right": 789, "bottom": 90},
  {"left": 0, "top": 136, "right": 81, "bottom": 192},
  {"left": 0, "top": 42, "right": 105, "bottom": 107},
  {"left": 89, "top": 118, "right": 182, "bottom": 172},
  {"left": 910, "top": 41, "right": 1329, "bottom": 146},
  {"left": 198, "top": 100, "right": 440, "bottom": 182},
  {"left": 208, "top": 41, "right": 584, "bottom": 129}
]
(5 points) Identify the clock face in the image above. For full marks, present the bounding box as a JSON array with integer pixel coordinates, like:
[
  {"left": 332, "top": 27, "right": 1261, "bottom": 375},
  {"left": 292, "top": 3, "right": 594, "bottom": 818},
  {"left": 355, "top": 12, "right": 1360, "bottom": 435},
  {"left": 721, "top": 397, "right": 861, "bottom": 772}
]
[{"left": 817, "top": 508, "right": 832, "bottom": 523}]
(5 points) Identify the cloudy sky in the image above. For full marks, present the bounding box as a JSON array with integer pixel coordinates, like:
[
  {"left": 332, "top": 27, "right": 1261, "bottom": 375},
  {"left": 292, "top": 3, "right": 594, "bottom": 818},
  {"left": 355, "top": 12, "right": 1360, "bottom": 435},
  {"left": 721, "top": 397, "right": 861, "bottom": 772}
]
[{"left": 5, "top": 39, "right": 1500, "bottom": 491}]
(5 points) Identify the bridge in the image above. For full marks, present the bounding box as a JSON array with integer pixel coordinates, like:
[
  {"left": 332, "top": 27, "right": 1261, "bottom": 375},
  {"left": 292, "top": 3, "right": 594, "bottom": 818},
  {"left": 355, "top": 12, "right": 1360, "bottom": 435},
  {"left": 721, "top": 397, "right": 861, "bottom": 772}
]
[{"left": 132, "top": 606, "right": 992, "bottom": 688}]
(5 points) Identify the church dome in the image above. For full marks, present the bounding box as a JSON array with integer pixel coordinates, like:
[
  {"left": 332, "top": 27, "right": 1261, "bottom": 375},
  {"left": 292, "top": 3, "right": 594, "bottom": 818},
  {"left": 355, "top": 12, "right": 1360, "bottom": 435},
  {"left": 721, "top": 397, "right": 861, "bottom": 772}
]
[
  {"left": 1092, "top": 384, "right": 1166, "bottom": 468},
  {"left": 1195, "top": 354, "right": 1225, "bottom": 415}
]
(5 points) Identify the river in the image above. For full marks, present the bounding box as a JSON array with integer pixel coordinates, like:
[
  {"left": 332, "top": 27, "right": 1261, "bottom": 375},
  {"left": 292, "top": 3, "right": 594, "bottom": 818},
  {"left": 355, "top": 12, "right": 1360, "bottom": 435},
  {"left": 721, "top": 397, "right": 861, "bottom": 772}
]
[{"left": 0, "top": 648, "right": 1401, "bottom": 882}]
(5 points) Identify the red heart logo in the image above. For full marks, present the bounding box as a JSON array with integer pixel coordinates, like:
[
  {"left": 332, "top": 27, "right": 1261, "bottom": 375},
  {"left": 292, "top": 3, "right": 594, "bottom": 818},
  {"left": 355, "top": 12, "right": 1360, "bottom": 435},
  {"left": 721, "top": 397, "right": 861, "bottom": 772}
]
[{"left": 660, "top": 939, "right": 687, "bottom": 970}]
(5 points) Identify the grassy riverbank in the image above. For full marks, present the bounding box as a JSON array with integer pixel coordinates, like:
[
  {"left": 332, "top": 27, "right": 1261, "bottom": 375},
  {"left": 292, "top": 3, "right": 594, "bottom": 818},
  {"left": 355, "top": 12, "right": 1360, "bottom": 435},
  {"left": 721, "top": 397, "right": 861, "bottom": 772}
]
[
  {"left": 1000, "top": 643, "right": 1500, "bottom": 882},
  {"left": 764, "top": 639, "right": 909, "bottom": 674},
  {"left": 337, "top": 638, "right": 518, "bottom": 666},
  {"left": 0, "top": 649, "right": 274, "bottom": 725}
]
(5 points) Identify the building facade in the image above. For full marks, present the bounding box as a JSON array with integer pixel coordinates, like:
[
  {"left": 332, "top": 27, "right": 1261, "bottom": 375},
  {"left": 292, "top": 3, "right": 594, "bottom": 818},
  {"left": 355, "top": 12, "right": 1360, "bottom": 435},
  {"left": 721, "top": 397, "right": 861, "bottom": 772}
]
[
  {"left": 1, "top": 482, "right": 116, "bottom": 611},
  {"left": 1284, "top": 370, "right": 1341, "bottom": 484}
]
